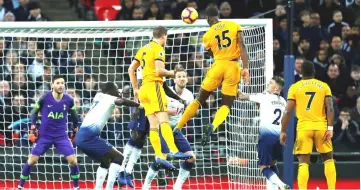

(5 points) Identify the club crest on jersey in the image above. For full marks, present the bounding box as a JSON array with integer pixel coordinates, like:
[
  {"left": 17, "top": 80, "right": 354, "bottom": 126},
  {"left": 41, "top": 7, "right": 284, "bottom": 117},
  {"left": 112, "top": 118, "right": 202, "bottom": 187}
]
[
  {"left": 159, "top": 52, "right": 164, "bottom": 57},
  {"left": 63, "top": 104, "right": 66, "bottom": 110}
]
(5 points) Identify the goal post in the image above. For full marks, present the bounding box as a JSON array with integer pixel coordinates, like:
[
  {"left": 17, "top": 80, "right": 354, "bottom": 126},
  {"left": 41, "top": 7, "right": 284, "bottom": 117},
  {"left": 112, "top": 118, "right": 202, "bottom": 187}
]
[{"left": 0, "top": 19, "right": 273, "bottom": 189}]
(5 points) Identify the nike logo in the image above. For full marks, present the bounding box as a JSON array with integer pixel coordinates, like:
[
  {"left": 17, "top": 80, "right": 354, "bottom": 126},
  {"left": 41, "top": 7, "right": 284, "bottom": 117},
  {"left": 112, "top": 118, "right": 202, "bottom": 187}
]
[{"left": 48, "top": 105, "right": 53, "bottom": 107}]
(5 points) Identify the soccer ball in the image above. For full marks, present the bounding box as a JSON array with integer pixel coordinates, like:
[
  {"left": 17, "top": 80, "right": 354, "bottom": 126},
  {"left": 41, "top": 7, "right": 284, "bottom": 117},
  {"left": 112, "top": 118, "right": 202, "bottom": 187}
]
[{"left": 181, "top": 7, "right": 198, "bottom": 24}]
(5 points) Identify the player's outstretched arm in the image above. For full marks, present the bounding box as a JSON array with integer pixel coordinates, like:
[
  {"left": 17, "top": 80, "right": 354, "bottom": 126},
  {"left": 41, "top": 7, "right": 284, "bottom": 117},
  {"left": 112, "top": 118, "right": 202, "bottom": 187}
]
[
  {"left": 128, "top": 60, "right": 140, "bottom": 96},
  {"left": 163, "top": 82, "right": 185, "bottom": 104},
  {"left": 238, "top": 31, "right": 248, "bottom": 70},
  {"left": 237, "top": 91, "right": 250, "bottom": 100},
  {"left": 280, "top": 100, "right": 295, "bottom": 146},
  {"left": 114, "top": 98, "right": 141, "bottom": 108},
  {"left": 155, "top": 60, "right": 175, "bottom": 78}
]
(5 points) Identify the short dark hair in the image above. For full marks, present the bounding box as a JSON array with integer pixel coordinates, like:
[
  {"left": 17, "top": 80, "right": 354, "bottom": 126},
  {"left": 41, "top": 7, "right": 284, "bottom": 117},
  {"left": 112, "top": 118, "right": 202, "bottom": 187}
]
[
  {"left": 174, "top": 67, "right": 187, "bottom": 76},
  {"left": 153, "top": 26, "right": 167, "bottom": 39},
  {"left": 205, "top": 6, "right": 219, "bottom": 17},
  {"left": 272, "top": 76, "right": 285, "bottom": 90},
  {"left": 301, "top": 60, "right": 315, "bottom": 78},
  {"left": 351, "top": 65, "right": 359, "bottom": 72},
  {"left": 52, "top": 75, "right": 64, "bottom": 83},
  {"left": 101, "top": 82, "right": 117, "bottom": 93},
  {"left": 333, "top": 10, "right": 342, "bottom": 16}
]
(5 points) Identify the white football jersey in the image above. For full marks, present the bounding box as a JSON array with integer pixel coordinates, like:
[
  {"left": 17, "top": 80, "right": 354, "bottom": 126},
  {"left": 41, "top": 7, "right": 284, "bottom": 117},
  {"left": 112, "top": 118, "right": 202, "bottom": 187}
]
[
  {"left": 81, "top": 93, "right": 117, "bottom": 133},
  {"left": 249, "top": 92, "right": 286, "bottom": 134},
  {"left": 167, "top": 86, "right": 194, "bottom": 127}
]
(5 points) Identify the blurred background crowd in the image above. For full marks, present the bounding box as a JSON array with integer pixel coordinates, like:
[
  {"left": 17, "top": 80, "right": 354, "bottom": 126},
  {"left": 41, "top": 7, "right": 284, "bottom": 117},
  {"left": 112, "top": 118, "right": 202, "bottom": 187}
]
[{"left": 0, "top": 0, "right": 359, "bottom": 156}]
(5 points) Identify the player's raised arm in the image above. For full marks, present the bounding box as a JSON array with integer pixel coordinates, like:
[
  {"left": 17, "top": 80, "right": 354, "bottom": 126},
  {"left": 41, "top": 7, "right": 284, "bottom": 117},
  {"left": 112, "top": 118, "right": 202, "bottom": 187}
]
[
  {"left": 238, "top": 30, "right": 249, "bottom": 84},
  {"left": 30, "top": 95, "right": 45, "bottom": 126},
  {"left": 153, "top": 26, "right": 175, "bottom": 78},
  {"left": 128, "top": 59, "right": 140, "bottom": 93}
]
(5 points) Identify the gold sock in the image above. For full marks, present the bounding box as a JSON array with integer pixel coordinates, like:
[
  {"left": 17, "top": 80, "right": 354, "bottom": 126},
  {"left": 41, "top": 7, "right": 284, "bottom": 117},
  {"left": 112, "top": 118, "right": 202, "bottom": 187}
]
[
  {"left": 297, "top": 163, "right": 309, "bottom": 190},
  {"left": 324, "top": 159, "right": 336, "bottom": 190},
  {"left": 211, "top": 105, "right": 230, "bottom": 131},
  {"left": 175, "top": 100, "right": 200, "bottom": 129},
  {"left": 160, "top": 122, "right": 179, "bottom": 152},
  {"left": 149, "top": 129, "right": 164, "bottom": 159}
]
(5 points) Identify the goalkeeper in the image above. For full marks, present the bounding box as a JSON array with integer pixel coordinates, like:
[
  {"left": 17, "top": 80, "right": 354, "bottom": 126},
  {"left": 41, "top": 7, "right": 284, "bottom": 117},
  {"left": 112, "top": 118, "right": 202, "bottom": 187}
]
[
  {"left": 174, "top": 6, "right": 249, "bottom": 146},
  {"left": 142, "top": 67, "right": 196, "bottom": 190}
]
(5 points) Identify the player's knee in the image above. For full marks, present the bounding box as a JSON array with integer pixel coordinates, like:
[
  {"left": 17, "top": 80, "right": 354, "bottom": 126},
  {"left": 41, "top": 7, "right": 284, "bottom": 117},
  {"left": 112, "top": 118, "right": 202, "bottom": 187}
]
[
  {"left": 271, "top": 160, "right": 278, "bottom": 166},
  {"left": 186, "top": 152, "right": 196, "bottom": 163},
  {"left": 297, "top": 154, "right": 311, "bottom": 164},
  {"left": 320, "top": 152, "right": 333, "bottom": 162},
  {"left": 27, "top": 155, "right": 39, "bottom": 165},
  {"left": 221, "top": 94, "right": 235, "bottom": 108}
]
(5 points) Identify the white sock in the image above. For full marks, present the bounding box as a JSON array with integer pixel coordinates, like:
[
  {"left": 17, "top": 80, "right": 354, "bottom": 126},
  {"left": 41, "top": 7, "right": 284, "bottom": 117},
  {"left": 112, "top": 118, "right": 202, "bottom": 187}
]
[
  {"left": 94, "top": 166, "right": 108, "bottom": 190},
  {"left": 269, "top": 173, "right": 285, "bottom": 188},
  {"left": 266, "top": 179, "right": 276, "bottom": 190},
  {"left": 105, "top": 163, "right": 121, "bottom": 190},
  {"left": 142, "top": 167, "right": 159, "bottom": 190},
  {"left": 125, "top": 147, "right": 142, "bottom": 174},
  {"left": 120, "top": 143, "right": 134, "bottom": 172},
  {"left": 173, "top": 167, "right": 190, "bottom": 190}
]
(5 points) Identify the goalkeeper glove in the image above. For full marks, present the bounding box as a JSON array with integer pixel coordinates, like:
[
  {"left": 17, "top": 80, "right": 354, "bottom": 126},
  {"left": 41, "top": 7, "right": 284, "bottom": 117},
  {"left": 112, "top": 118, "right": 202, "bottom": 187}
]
[{"left": 28, "top": 125, "right": 38, "bottom": 143}]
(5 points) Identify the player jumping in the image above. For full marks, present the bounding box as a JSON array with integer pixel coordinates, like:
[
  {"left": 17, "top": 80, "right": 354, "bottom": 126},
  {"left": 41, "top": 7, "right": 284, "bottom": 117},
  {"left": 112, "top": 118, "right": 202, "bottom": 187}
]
[
  {"left": 118, "top": 66, "right": 188, "bottom": 187},
  {"left": 75, "top": 82, "right": 142, "bottom": 190},
  {"left": 142, "top": 68, "right": 196, "bottom": 190},
  {"left": 18, "top": 75, "right": 80, "bottom": 190},
  {"left": 174, "top": 6, "right": 250, "bottom": 146},
  {"left": 238, "top": 76, "right": 289, "bottom": 190},
  {"left": 128, "top": 26, "right": 192, "bottom": 169},
  {"left": 280, "top": 61, "right": 336, "bottom": 189}
]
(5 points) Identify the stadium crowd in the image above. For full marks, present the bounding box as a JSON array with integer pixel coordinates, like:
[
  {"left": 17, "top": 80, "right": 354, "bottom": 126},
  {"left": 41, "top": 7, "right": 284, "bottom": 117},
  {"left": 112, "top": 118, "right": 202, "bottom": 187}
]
[{"left": 0, "top": 0, "right": 359, "bottom": 155}]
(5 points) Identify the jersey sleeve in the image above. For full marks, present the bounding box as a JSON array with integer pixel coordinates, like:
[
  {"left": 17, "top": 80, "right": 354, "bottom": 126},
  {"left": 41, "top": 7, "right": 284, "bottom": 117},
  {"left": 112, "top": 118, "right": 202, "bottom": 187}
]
[
  {"left": 154, "top": 46, "right": 166, "bottom": 62},
  {"left": 69, "top": 97, "right": 77, "bottom": 112},
  {"left": 236, "top": 22, "right": 242, "bottom": 31},
  {"left": 287, "top": 84, "right": 296, "bottom": 101},
  {"left": 249, "top": 93, "right": 265, "bottom": 103},
  {"left": 34, "top": 93, "right": 46, "bottom": 111},
  {"left": 134, "top": 47, "right": 144, "bottom": 62},
  {"left": 203, "top": 32, "right": 211, "bottom": 50}
]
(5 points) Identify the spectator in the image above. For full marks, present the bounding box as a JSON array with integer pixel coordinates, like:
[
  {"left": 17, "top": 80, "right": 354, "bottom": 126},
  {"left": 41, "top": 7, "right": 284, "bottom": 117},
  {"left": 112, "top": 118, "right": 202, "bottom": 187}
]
[
  {"left": 27, "top": 2, "right": 49, "bottom": 21},
  {"left": 0, "top": 50, "right": 18, "bottom": 81},
  {"left": 334, "top": 107, "right": 360, "bottom": 152},
  {"left": 301, "top": 11, "right": 329, "bottom": 51},
  {"left": 0, "top": 0, "right": 12, "bottom": 21},
  {"left": 296, "top": 38, "right": 313, "bottom": 60},
  {"left": 82, "top": 75, "right": 98, "bottom": 104},
  {"left": 327, "top": 10, "right": 349, "bottom": 38},
  {"left": 144, "top": 2, "right": 163, "bottom": 20},
  {"left": 4, "top": 11, "right": 15, "bottom": 21},
  {"left": 292, "top": 30, "right": 300, "bottom": 51},
  {"left": 319, "top": 39, "right": 330, "bottom": 52},
  {"left": 0, "top": 37, "right": 4, "bottom": 65},
  {"left": 313, "top": 49, "right": 328, "bottom": 81},
  {"left": 273, "top": 38, "right": 284, "bottom": 75},
  {"left": 348, "top": 65, "right": 360, "bottom": 87},
  {"left": 219, "top": 1, "right": 232, "bottom": 19},
  {"left": 13, "top": 0, "right": 28, "bottom": 21},
  {"left": 341, "top": 25, "right": 352, "bottom": 52},
  {"left": 131, "top": 6, "right": 144, "bottom": 20},
  {"left": 343, "top": 0, "right": 360, "bottom": 26},
  {"left": 4, "top": 94, "right": 28, "bottom": 146},
  {"left": 0, "top": 80, "right": 10, "bottom": 108},
  {"left": 11, "top": 73, "right": 34, "bottom": 98},
  {"left": 36, "top": 65, "right": 52, "bottom": 91},
  {"left": 116, "top": 0, "right": 134, "bottom": 20},
  {"left": 338, "top": 86, "right": 358, "bottom": 110},
  {"left": 274, "top": 15, "right": 288, "bottom": 46},
  {"left": 48, "top": 38, "right": 71, "bottom": 68},
  {"left": 27, "top": 49, "right": 46, "bottom": 81},
  {"left": 325, "top": 63, "right": 346, "bottom": 98},
  {"left": 329, "top": 36, "right": 347, "bottom": 58},
  {"left": 12, "top": 62, "right": 25, "bottom": 74},
  {"left": 20, "top": 40, "right": 37, "bottom": 66},
  {"left": 294, "top": 57, "right": 304, "bottom": 82},
  {"left": 317, "top": 0, "right": 342, "bottom": 27},
  {"left": 273, "top": 4, "right": 287, "bottom": 29},
  {"left": 350, "top": 97, "right": 360, "bottom": 124},
  {"left": 163, "top": 12, "right": 173, "bottom": 20}
]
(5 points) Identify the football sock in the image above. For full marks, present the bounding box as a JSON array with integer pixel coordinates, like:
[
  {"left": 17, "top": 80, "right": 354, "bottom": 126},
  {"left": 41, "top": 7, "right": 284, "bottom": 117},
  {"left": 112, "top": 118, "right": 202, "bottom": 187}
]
[
  {"left": 19, "top": 162, "right": 33, "bottom": 188},
  {"left": 298, "top": 163, "right": 309, "bottom": 190},
  {"left": 149, "top": 129, "right": 164, "bottom": 159},
  {"left": 120, "top": 142, "right": 134, "bottom": 172},
  {"left": 176, "top": 100, "right": 200, "bottom": 129},
  {"left": 262, "top": 168, "right": 284, "bottom": 187},
  {"left": 70, "top": 165, "right": 80, "bottom": 188},
  {"left": 142, "top": 162, "right": 160, "bottom": 190},
  {"left": 173, "top": 161, "right": 194, "bottom": 190},
  {"left": 324, "top": 159, "right": 336, "bottom": 189},
  {"left": 125, "top": 147, "right": 142, "bottom": 174},
  {"left": 212, "top": 105, "right": 230, "bottom": 131},
  {"left": 94, "top": 166, "right": 108, "bottom": 190},
  {"left": 160, "top": 122, "right": 179, "bottom": 153},
  {"left": 105, "top": 163, "right": 121, "bottom": 190},
  {"left": 266, "top": 179, "right": 276, "bottom": 190}
]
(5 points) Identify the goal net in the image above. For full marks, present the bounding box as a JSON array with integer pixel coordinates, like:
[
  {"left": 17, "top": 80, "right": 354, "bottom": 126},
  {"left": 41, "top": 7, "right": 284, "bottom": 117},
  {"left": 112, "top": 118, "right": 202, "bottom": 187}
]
[{"left": 0, "top": 19, "right": 272, "bottom": 189}]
